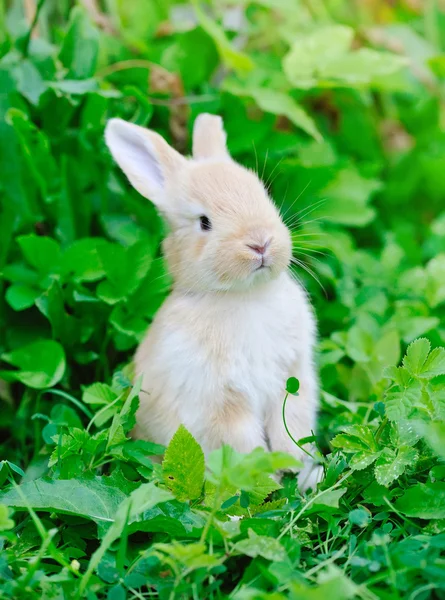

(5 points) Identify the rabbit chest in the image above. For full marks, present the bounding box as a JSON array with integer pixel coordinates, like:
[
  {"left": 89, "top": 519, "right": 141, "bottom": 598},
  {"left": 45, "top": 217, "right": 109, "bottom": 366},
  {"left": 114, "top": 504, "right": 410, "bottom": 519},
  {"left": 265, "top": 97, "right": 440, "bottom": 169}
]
[{"left": 135, "top": 273, "right": 314, "bottom": 430}]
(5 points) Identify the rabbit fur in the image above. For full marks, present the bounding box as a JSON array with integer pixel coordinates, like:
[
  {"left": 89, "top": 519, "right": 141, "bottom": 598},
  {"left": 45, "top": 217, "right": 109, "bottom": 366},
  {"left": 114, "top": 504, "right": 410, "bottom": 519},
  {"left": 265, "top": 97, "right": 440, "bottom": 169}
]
[{"left": 105, "top": 114, "right": 321, "bottom": 488}]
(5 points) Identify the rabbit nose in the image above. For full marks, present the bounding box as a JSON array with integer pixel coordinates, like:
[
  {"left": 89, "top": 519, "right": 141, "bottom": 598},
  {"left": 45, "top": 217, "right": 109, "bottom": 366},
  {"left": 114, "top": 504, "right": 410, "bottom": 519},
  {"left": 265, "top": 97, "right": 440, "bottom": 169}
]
[{"left": 247, "top": 239, "right": 271, "bottom": 256}]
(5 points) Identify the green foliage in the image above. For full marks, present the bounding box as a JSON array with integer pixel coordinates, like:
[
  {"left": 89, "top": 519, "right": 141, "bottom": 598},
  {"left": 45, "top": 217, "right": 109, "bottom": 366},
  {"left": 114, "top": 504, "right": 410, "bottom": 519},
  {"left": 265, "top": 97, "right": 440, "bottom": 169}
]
[
  {"left": 1, "top": 1, "right": 445, "bottom": 599},
  {"left": 162, "top": 425, "right": 205, "bottom": 502}
]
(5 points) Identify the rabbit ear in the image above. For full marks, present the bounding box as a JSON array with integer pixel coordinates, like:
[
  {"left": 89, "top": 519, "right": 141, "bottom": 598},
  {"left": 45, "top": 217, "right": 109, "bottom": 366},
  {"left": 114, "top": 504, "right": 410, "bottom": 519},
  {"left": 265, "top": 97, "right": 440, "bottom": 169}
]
[
  {"left": 105, "top": 118, "right": 186, "bottom": 208},
  {"left": 192, "top": 113, "right": 229, "bottom": 160}
]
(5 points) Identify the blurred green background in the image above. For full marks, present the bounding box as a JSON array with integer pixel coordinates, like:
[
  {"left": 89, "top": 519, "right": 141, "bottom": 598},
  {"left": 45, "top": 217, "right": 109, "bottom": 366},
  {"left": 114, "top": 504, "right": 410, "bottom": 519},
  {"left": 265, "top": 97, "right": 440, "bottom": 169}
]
[{"left": 1, "top": 1, "right": 445, "bottom": 599}]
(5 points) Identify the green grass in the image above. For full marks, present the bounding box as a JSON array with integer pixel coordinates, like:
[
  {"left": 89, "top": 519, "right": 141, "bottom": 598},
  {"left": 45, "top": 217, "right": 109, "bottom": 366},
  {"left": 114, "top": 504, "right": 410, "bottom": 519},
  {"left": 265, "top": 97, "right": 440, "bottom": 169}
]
[{"left": 1, "top": 0, "right": 445, "bottom": 598}]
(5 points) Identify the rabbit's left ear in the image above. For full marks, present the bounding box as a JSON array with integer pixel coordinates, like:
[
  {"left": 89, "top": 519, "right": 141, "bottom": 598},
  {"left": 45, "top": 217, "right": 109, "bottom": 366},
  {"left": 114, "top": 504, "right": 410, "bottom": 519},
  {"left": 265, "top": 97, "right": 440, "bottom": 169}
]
[
  {"left": 105, "top": 118, "right": 187, "bottom": 209},
  {"left": 192, "top": 113, "right": 230, "bottom": 160}
]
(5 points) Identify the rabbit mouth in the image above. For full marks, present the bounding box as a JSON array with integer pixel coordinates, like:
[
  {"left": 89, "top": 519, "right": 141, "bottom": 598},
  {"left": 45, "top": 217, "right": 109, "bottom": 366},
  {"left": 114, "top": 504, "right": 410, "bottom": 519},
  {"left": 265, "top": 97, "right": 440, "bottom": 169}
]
[{"left": 254, "top": 262, "right": 271, "bottom": 272}]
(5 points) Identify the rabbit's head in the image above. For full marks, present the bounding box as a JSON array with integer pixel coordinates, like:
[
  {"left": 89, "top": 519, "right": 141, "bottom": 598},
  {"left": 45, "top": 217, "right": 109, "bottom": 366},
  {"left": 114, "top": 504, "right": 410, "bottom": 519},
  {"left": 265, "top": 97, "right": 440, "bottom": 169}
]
[{"left": 105, "top": 114, "right": 292, "bottom": 292}]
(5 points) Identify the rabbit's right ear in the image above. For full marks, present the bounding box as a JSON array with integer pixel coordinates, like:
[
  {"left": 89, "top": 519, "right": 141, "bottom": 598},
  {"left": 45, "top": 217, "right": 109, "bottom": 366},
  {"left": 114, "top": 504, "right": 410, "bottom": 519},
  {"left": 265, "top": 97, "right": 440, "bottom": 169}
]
[
  {"left": 192, "top": 113, "right": 229, "bottom": 160},
  {"left": 105, "top": 118, "right": 186, "bottom": 208}
]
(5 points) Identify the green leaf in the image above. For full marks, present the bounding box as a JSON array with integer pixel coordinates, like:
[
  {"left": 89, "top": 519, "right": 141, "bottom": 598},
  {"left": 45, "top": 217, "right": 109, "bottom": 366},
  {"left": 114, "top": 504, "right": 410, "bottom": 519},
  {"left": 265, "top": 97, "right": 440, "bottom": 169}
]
[
  {"left": 426, "top": 254, "right": 445, "bottom": 307},
  {"left": 12, "top": 59, "right": 47, "bottom": 105},
  {"left": 283, "top": 25, "right": 406, "bottom": 90},
  {"left": 153, "top": 540, "right": 221, "bottom": 570},
  {"left": 350, "top": 451, "right": 381, "bottom": 471},
  {"left": 123, "top": 440, "right": 166, "bottom": 468},
  {"left": 348, "top": 508, "right": 371, "bottom": 527},
  {"left": 17, "top": 234, "right": 61, "bottom": 275},
  {"left": 6, "top": 108, "right": 59, "bottom": 203},
  {"left": 385, "top": 387, "right": 421, "bottom": 421},
  {"left": 97, "top": 241, "right": 152, "bottom": 303},
  {"left": 0, "top": 504, "right": 14, "bottom": 531},
  {"left": 419, "top": 347, "right": 445, "bottom": 379},
  {"left": 1, "top": 340, "right": 66, "bottom": 389},
  {"left": 420, "top": 422, "right": 445, "bottom": 459},
  {"left": 234, "top": 529, "right": 287, "bottom": 562},
  {"left": 286, "top": 377, "right": 300, "bottom": 394},
  {"left": 82, "top": 383, "right": 118, "bottom": 406},
  {"left": 395, "top": 482, "right": 445, "bottom": 519},
  {"left": 48, "top": 79, "right": 98, "bottom": 95},
  {"left": 0, "top": 461, "right": 25, "bottom": 486},
  {"left": 192, "top": 0, "right": 254, "bottom": 73},
  {"left": 250, "top": 88, "right": 321, "bottom": 141},
  {"left": 319, "top": 167, "right": 380, "bottom": 227},
  {"left": 61, "top": 238, "right": 106, "bottom": 282},
  {"left": 35, "top": 281, "right": 80, "bottom": 347},
  {"left": 78, "top": 483, "right": 172, "bottom": 596},
  {"left": 322, "top": 49, "right": 407, "bottom": 85},
  {"left": 42, "top": 404, "right": 84, "bottom": 445},
  {"left": 331, "top": 434, "right": 370, "bottom": 452},
  {"left": 403, "top": 338, "right": 431, "bottom": 376},
  {"left": 162, "top": 425, "right": 205, "bottom": 502},
  {"left": 283, "top": 25, "right": 354, "bottom": 89},
  {"left": 59, "top": 6, "right": 99, "bottom": 79},
  {"left": 107, "top": 381, "right": 140, "bottom": 449},
  {"left": 311, "top": 488, "right": 346, "bottom": 510},
  {"left": 5, "top": 283, "right": 39, "bottom": 311},
  {"left": 374, "top": 446, "right": 418, "bottom": 487},
  {"left": 0, "top": 477, "right": 126, "bottom": 522}
]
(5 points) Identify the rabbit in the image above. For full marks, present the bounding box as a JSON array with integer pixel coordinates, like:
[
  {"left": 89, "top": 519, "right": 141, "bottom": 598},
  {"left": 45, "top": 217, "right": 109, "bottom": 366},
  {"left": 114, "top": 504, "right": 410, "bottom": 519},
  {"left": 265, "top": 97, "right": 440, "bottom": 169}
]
[{"left": 105, "top": 113, "right": 322, "bottom": 490}]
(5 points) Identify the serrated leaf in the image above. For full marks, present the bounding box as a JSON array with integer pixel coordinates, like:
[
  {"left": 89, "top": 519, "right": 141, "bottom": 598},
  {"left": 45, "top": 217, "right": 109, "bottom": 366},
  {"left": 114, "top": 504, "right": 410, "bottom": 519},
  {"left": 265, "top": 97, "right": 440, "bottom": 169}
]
[
  {"left": 403, "top": 338, "right": 431, "bottom": 376},
  {"left": 154, "top": 541, "right": 221, "bottom": 569},
  {"left": 374, "top": 446, "right": 418, "bottom": 487},
  {"left": 331, "top": 434, "right": 369, "bottom": 452},
  {"left": 162, "top": 426, "right": 205, "bottom": 502},
  {"left": 384, "top": 387, "right": 421, "bottom": 421},
  {"left": 340, "top": 425, "right": 377, "bottom": 450},
  {"left": 83, "top": 383, "right": 118, "bottom": 406},
  {"left": 419, "top": 347, "right": 445, "bottom": 379},
  {"left": 234, "top": 529, "right": 287, "bottom": 562},
  {"left": 350, "top": 451, "right": 381, "bottom": 471}
]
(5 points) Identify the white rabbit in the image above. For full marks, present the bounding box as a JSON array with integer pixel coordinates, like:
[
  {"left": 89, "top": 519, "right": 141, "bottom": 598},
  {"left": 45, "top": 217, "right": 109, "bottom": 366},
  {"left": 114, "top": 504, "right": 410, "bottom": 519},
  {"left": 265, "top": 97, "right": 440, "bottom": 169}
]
[{"left": 105, "top": 114, "right": 322, "bottom": 489}]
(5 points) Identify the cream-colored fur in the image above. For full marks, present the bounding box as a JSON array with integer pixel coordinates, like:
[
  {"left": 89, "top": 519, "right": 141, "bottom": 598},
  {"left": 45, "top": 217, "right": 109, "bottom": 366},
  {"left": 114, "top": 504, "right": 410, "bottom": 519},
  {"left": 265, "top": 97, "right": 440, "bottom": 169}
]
[{"left": 105, "top": 114, "right": 321, "bottom": 488}]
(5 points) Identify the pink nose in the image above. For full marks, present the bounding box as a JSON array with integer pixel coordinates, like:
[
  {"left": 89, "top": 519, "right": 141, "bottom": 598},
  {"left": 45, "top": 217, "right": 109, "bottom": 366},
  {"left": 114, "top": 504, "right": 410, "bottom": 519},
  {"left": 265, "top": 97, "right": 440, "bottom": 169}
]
[{"left": 247, "top": 242, "right": 268, "bottom": 256}]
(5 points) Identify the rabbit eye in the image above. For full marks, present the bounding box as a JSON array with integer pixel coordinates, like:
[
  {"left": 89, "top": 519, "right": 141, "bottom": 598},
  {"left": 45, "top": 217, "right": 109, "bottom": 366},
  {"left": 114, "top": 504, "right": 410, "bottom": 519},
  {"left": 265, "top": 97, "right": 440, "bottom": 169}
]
[{"left": 199, "top": 215, "right": 212, "bottom": 231}]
